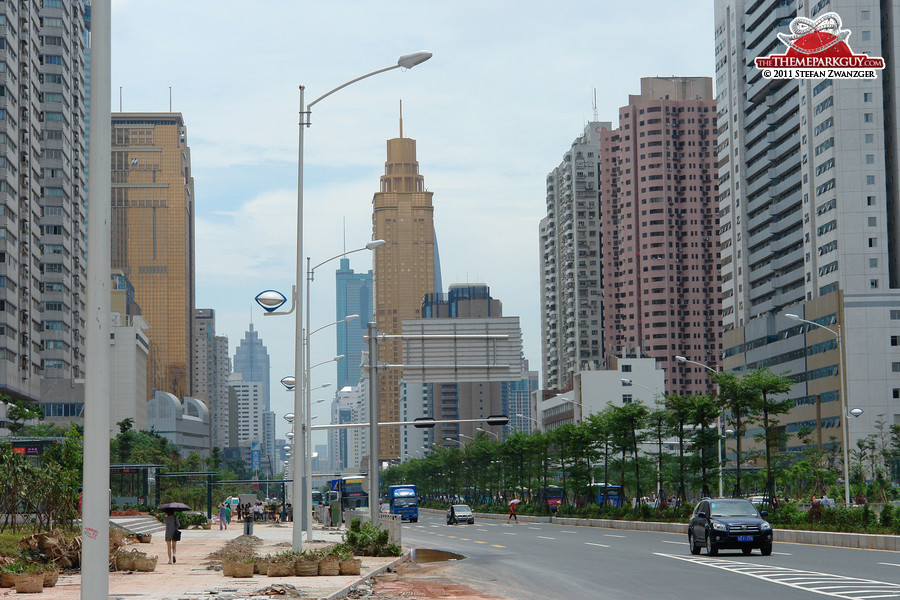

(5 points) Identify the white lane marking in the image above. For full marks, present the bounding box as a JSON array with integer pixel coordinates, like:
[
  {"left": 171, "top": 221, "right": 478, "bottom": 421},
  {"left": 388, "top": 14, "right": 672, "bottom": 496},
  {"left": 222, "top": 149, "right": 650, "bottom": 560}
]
[
  {"left": 537, "top": 536, "right": 555, "bottom": 540},
  {"left": 561, "top": 530, "right": 577, "bottom": 534},
  {"left": 879, "top": 563, "right": 900, "bottom": 568},
  {"left": 661, "top": 540, "right": 684, "bottom": 545},
  {"left": 772, "top": 551, "right": 792, "bottom": 556},
  {"left": 585, "top": 542, "right": 610, "bottom": 548},
  {"left": 528, "top": 527, "right": 541, "bottom": 530},
  {"left": 657, "top": 553, "right": 900, "bottom": 599},
  {"left": 503, "top": 532, "right": 517, "bottom": 535},
  {"left": 604, "top": 534, "right": 626, "bottom": 538}
]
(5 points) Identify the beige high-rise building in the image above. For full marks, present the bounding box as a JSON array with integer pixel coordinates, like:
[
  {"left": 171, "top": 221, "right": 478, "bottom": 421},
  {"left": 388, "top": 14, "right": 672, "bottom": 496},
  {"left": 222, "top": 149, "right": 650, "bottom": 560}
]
[
  {"left": 372, "top": 123, "right": 436, "bottom": 460},
  {"left": 110, "top": 113, "right": 195, "bottom": 401}
]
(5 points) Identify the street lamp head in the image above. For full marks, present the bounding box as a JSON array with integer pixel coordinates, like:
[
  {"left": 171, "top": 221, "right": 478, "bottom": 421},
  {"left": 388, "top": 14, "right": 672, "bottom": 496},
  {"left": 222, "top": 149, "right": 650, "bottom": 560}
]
[
  {"left": 285, "top": 431, "right": 294, "bottom": 439},
  {"left": 333, "top": 355, "right": 345, "bottom": 362},
  {"left": 283, "top": 413, "right": 295, "bottom": 423},
  {"left": 849, "top": 407, "right": 864, "bottom": 417},
  {"left": 281, "top": 376, "right": 296, "bottom": 390},
  {"left": 255, "top": 289, "right": 287, "bottom": 312},
  {"left": 621, "top": 378, "right": 632, "bottom": 385},
  {"left": 397, "top": 51, "right": 432, "bottom": 69},
  {"left": 675, "top": 355, "right": 687, "bottom": 363},
  {"left": 366, "top": 239, "right": 386, "bottom": 250},
  {"left": 724, "top": 429, "right": 735, "bottom": 436},
  {"left": 785, "top": 313, "right": 800, "bottom": 321},
  {"left": 344, "top": 314, "right": 360, "bottom": 322},
  {"left": 283, "top": 445, "right": 291, "bottom": 451}
]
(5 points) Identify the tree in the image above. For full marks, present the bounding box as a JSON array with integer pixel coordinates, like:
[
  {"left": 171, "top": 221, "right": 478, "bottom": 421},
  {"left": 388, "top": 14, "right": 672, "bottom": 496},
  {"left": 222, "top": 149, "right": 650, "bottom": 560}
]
[
  {"left": 743, "top": 368, "right": 794, "bottom": 506},
  {"left": 664, "top": 394, "right": 694, "bottom": 501},
  {"left": 713, "top": 372, "right": 758, "bottom": 498},
  {"left": 606, "top": 402, "right": 649, "bottom": 504},
  {"left": 688, "top": 393, "right": 720, "bottom": 498},
  {"left": 4, "top": 397, "right": 43, "bottom": 435}
]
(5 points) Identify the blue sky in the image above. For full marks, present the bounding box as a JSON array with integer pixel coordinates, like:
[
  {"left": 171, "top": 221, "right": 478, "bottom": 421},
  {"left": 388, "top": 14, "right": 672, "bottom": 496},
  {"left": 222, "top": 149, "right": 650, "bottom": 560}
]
[{"left": 110, "top": 0, "right": 715, "bottom": 442}]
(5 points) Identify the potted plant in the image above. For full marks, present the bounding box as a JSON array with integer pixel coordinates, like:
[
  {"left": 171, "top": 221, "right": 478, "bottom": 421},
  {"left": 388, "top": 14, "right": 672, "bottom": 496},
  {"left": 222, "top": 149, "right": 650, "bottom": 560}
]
[
  {"left": 40, "top": 562, "right": 60, "bottom": 587},
  {"left": 0, "top": 560, "right": 25, "bottom": 588},
  {"left": 294, "top": 550, "right": 320, "bottom": 577},
  {"left": 14, "top": 563, "right": 44, "bottom": 594},
  {"left": 231, "top": 557, "right": 254, "bottom": 578},
  {"left": 132, "top": 551, "right": 158, "bottom": 572},
  {"left": 334, "top": 544, "right": 361, "bottom": 576},
  {"left": 318, "top": 547, "right": 340, "bottom": 576},
  {"left": 267, "top": 550, "right": 297, "bottom": 577}
]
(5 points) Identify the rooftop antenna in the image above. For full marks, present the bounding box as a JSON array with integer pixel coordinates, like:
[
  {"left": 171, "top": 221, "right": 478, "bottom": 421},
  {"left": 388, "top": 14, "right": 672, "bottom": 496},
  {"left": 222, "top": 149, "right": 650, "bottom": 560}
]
[
  {"left": 342, "top": 216, "right": 347, "bottom": 254},
  {"left": 399, "top": 99, "right": 403, "bottom": 139},
  {"left": 592, "top": 88, "right": 599, "bottom": 121},
  {"left": 119, "top": 86, "right": 122, "bottom": 112},
  {"left": 169, "top": 87, "right": 172, "bottom": 112}
]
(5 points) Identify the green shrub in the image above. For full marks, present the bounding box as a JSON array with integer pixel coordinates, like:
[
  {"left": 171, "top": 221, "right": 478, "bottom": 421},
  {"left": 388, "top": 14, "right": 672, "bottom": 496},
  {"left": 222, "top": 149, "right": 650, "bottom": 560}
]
[
  {"left": 343, "top": 519, "right": 392, "bottom": 556},
  {"left": 881, "top": 504, "right": 895, "bottom": 529}
]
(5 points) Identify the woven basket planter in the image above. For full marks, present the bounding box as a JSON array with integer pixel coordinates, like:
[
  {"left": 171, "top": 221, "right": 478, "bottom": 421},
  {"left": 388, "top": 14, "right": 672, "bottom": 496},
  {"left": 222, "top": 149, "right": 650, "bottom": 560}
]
[
  {"left": 116, "top": 554, "right": 135, "bottom": 571},
  {"left": 267, "top": 563, "right": 293, "bottom": 577},
  {"left": 318, "top": 557, "right": 340, "bottom": 576},
  {"left": 133, "top": 556, "right": 158, "bottom": 572},
  {"left": 14, "top": 574, "right": 43, "bottom": 594},
  {"left": 0, "top": 572, "right": 16, "bottom": 588},
  {"left": 253, "top": 559, "right": 270, "bottom": 575},
  {"left": 294, "top": 560, "right": 319, "bottom": 577},
  {"left": 222, "top": 561, "right": 235, "bottom": 577},
  {"left": 42, "top": 569, "right": 59, "bottom": 587},
  {"left": 231, "top": 563, "right": 254, "bottom": 578},
  {"left": 339, "top": 558, "right": 361, "bottom": 576}
]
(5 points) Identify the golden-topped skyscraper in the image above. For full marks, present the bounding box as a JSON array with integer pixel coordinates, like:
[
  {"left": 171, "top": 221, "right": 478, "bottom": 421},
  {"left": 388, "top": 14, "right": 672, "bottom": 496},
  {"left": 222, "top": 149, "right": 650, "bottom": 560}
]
[
  {"left": 110, "top": 113, "right": 195, "bottom": 401},
  {"left": 372, "top": 113, "right": 436, "bottom": 460}
]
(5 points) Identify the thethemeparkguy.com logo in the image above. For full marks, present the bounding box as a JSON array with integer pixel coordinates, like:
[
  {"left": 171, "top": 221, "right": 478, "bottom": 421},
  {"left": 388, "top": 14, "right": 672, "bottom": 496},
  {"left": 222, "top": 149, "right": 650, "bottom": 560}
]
[{"left": 755, "top": 12, "right": 884, "bottom": 79}]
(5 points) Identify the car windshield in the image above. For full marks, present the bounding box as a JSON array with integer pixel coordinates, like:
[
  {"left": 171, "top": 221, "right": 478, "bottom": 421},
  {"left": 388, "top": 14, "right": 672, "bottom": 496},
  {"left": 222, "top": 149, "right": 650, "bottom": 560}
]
[
  {"left": 709, "top": 500, "right": 759, "bottom": 517},
  {"left": 453, "top": 505, "right": 471, "bottom": 512}
]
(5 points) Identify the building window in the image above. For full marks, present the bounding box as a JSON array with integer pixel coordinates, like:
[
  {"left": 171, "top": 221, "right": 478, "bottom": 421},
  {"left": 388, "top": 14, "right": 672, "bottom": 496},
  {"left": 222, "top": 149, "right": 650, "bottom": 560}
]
[
  {"left": 865, "top": 134, "right": 874, "bottom": 143},
  {"left": 893, "top": 363, "right": 900, "bottom": 373},
  {"left": 869, "top": 237, "right": 878, "bottom": 247},
  {"left": 865, "top": 113, "right": 874, "bottom": 122},
  {"left": 867, "top": 196, "right": 876, "bottom": 206},
  {"left": 868, "top": 217, "right": 877, "bottom": 226},
  {"left": 862, "top": 31, "right": 871, "bottom": 41},
  {"left": 622, "top": 395, "right": 633, "bottom": 404},
  {"left": 871, "top": 279, "right": 879, "bottom": 289},
  {"left": 867, "top": 175, "right": 876, "bottom": 185},
  {"left": 870, "top": 258, "right": 878, "bottom": 268},
  {"left": 622, "top": 364, "right": 632, "bottom": 372},
  {"left": 866, "top": 154, "right": 875, "bottom": 164},
  {"left": 892, "top": 336, "right": 900, "bottom": 346},
  {"left": 864, "top": 92, "right": 873, "bottom": 102}
]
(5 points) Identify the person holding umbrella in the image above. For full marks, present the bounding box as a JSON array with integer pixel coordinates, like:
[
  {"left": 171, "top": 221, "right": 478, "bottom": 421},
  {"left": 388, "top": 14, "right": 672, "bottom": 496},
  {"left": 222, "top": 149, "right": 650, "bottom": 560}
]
[
  {"left": 507, "top": 498, "right": 520, "bottom": 523},
  {"left": 160, "top": 502, "right": 188, "bottom": 564}
]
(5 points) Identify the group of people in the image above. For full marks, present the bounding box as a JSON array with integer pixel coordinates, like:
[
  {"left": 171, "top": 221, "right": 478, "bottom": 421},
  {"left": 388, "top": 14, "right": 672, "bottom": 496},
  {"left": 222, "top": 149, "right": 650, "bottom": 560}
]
[
  {"left": 235, "top": 500, "right": 292, "bottom": 522},
  {"left": 216, "top": 502, "right": 232, "bottom": 530}
]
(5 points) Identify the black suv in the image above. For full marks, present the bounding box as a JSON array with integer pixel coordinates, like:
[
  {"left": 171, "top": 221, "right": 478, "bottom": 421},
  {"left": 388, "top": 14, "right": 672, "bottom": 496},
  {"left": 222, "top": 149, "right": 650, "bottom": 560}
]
[{"left": 688, "top": 498, "right": 773, "bottom": 556}]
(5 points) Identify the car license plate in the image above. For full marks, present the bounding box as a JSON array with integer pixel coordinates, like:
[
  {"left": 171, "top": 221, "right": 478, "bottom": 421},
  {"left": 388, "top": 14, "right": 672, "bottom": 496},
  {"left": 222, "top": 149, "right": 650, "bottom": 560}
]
[{"left": 738, "top": 535, "right": 753, "bottom": 542}]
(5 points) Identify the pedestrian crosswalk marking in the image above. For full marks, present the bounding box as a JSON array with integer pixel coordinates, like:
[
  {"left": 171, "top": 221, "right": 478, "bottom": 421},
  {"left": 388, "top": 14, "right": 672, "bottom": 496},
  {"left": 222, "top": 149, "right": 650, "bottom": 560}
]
[{"left": 657, "top": 553, "right": 900, "bottom": 599}]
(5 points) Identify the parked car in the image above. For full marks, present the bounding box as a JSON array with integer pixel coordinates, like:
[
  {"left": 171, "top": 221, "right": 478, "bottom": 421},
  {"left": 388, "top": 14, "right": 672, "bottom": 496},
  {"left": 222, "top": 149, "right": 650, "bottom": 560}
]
[
  {"left": 688, "top": 498, "right": 773, "bottom": 556},
  {"left": 446, "top": 504, "right": 475, "bottom": 524}
]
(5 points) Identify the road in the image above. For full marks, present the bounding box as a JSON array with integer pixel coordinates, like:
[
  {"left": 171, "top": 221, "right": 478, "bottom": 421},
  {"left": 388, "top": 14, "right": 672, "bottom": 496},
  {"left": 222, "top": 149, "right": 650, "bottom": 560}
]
[{"left": 396, "top": 512, "right": 900, "bottom": 600}]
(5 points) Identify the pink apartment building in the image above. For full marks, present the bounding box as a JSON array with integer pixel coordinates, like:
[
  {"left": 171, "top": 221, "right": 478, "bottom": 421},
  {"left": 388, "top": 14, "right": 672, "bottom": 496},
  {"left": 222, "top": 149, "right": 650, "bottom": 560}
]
[{"left": 598, "top": 77, "right": 722, "bottom": 395}]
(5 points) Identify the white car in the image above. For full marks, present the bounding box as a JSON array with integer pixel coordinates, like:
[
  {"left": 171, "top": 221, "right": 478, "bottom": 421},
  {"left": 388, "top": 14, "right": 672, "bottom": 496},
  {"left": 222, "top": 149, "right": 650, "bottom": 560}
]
[{"left": 446, "top": 504, "right": 475, "bottom": 524}]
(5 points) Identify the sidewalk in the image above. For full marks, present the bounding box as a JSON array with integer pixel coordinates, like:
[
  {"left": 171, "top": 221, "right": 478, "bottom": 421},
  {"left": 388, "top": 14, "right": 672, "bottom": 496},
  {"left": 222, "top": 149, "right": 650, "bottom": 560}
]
[{"left": 22, "top": 520, "right": 401, "bottom": 600}]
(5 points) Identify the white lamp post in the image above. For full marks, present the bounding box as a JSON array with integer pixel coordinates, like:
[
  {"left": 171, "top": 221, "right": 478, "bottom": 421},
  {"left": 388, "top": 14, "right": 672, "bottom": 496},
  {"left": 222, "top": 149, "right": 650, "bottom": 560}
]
[
  {"left": 785, "top": 313, "right": 851, "bottom": 506},
  {"left": 256, "top": 52, "right": 431, "bottom": 552},
  {"left": 476, "top": 427, "right": 499, "bottom": 439},
  {"left": 514, "top": 412, "right": 542, "bottom": 432},
  {"left": 675, "top": 355, "right": 724, "bottom": 497}
]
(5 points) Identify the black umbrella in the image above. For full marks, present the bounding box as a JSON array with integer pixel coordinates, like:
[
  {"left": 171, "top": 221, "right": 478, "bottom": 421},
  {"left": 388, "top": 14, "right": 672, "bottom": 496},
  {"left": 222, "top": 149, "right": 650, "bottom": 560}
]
[{"left": 158, "top": 502, "right": 191, "bottom": 511}]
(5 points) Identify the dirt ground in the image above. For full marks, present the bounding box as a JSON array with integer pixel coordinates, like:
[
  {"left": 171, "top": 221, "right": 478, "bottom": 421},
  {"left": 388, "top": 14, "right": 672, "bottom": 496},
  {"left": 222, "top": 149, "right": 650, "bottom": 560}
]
[{"left": 351, "top": 561, "right": 508, "bottom": 600}]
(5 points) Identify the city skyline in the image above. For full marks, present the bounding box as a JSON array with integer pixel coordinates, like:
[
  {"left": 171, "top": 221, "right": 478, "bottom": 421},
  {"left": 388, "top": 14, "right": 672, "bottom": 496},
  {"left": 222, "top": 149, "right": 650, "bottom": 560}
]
[{"left": 109, "top": 1, "right": 714, "bottom": 442}]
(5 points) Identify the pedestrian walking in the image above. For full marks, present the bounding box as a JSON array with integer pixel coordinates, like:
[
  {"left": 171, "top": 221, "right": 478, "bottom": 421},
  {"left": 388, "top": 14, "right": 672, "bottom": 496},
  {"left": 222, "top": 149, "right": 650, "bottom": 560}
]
[
  {"left": 163, "top": 508, "right": 181, "bottom": 564},
  {"left": 448, "top": 503, "right": 458, "bottom": 525},
  {"left": 224, "top": 502, "right": 231, "bottom": 525},
  {"left": 217, "top": 504, "right": 227, "bottom": 530},
  {"left": 507, "top": 500, "right": 518, "bottom": 523}
]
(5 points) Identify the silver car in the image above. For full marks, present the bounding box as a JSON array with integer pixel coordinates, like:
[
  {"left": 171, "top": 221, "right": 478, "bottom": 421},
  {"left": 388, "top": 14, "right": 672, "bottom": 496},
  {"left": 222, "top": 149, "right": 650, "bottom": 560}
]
[{"left": 446, "top": 504, "right": 475, "bottom": 524}]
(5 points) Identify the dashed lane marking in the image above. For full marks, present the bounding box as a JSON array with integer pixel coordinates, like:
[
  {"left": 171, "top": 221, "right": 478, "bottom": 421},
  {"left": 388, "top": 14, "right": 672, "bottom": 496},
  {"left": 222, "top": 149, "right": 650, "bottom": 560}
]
[
  {"left": 490, "top": 544, "right": 506, "bottom": 548},
  {"left": 878, "top": 563, "right": 900, "bottom": 568},
  {"left": 585, "top": 542, "right": 610, "bottom": 548},
  {"left": 604, "top": 534, "right": 626, "bottom": 538},
  {"left": 661, "top": 540, "right": 684, "bottom": 545},
  {"left": 537, "top": 536, "right": 555, "bottom": 540},
  {"left": 561, "top": 530, "right": 577, "bottom": 534},
  {"left": 657, "top": 552, "right": 900, "bottom": 599}
]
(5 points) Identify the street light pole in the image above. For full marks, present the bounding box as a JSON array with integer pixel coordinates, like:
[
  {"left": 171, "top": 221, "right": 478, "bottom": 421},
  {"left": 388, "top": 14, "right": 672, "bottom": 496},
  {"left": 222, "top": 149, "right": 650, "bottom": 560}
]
[
  {"left": 785, "top": 313, "right": 850, "bottom": 506},
  {"left": 285, "top": 52, "right": 430, "bottom": 551},
  {"left": 675, "top": 356, "right": 723, "bottom": 497}
]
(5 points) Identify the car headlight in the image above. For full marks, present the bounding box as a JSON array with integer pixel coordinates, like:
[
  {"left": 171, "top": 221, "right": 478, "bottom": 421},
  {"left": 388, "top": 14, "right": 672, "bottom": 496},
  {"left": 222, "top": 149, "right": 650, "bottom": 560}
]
[
  {"left": 760, "top": 521, "right": 771, "bottom": 531},
  {"left": 712, "top": 522, "right": 728, "bottom": 532}
]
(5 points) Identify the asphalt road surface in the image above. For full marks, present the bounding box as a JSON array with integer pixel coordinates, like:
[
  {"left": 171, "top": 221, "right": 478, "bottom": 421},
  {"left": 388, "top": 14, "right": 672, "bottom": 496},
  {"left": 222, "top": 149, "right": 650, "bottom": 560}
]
[{"left": 396, "top": 512, "right": 900, "bottom": 600}]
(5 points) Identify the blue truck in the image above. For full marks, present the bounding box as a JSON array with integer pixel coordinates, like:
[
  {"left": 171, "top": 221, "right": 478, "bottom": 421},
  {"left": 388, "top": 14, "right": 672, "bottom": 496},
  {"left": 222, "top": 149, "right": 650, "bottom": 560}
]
[{"left": 387, "top": 485, "right": 418, "bottom": 522}]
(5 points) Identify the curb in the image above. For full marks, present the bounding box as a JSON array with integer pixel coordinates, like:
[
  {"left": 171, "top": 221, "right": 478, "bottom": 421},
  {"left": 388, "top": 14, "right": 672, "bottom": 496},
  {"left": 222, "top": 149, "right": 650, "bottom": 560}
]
[{"left": 325, "top": 551, "right": 410, "bottom": 600}]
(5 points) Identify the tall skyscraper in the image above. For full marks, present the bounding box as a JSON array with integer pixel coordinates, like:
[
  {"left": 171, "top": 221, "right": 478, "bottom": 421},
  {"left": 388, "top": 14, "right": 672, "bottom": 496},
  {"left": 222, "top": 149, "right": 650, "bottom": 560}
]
[
  {"left": 502, "top": 360, "right": 539, "bottom": 436},
  {"left": 372, "top": 121, "right": 437, "bottom": 459},
  {"left": 232, "top": 323, "right": 272, "bottom": 465},
  {"left": 715, "top": 0, "right": 900, "bottom": 450},
  {"left": 0, "top": 0, "right": 88, "bottom": 404},
  {"left": 599, "top": 77, "right": 720, "bottom": 395},
  {"left": 539, "top": 121, "right": 610, "bottom": 391},
  {"left": 232, "top": 323, "right": 271, "bottom": 411},
  {"left": 193, "top": 309, "right": 232, "bottom": 451},
  {"left": 335, "top": 257, "right": 373, "bottom": 390},
  {"left": 110, "top": 112, "right": 195, "bottom": 400}
]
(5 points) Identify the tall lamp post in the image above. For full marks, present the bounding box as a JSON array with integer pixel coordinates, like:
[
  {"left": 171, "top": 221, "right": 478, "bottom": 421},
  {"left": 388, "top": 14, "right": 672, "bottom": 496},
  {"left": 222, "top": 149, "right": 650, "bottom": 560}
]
[
  {"left": 255, "top": 52, "right": 431, "bottom": 552},
  {"left": 675, "top": 356, "right": 724, "bottom": 497},
  {"left": 785, "top": 313, "right": 852, "bottom": 506}
]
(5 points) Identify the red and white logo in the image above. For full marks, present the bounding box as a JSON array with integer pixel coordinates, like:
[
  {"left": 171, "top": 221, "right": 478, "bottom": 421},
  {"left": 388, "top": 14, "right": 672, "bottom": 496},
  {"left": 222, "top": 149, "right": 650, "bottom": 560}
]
[{"left": 755, "top": 12, "right": 884, "bottom": 79}]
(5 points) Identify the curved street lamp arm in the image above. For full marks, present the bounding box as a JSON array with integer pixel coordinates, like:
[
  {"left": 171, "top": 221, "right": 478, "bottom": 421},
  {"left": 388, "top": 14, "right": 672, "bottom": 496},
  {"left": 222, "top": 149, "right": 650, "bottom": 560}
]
[{"left": 308, "top": 65, "right": 400, "bottom": 113}]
